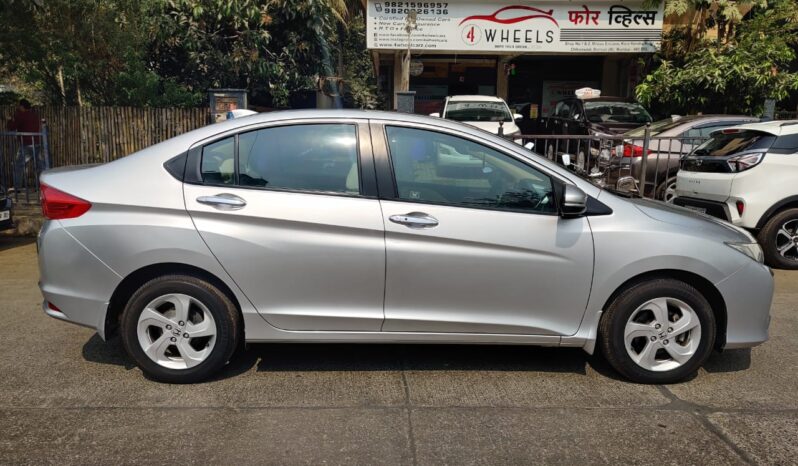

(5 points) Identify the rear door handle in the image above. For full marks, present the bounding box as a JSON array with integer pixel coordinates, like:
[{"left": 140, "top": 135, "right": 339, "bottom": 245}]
[
  {"left": 196, "top": 193, "right": 247, "bottom": 210},
  {"left": 389, "top": 212, "right": 439, "bottom": 229}
]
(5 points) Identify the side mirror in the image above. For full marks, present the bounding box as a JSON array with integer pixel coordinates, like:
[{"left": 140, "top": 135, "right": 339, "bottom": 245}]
[
  {"left": 616, "top": 176, "right": 639, "bottom": 194},
  {"left": 560, "top": 184, "right": 587, "bottom": 218},
  {"left": 561, "top": 153, "right": 572, "bottom": 167},
  {"left": 430, "top": 113, "right": 440, "bottom": 118},
  {"left": 514, "top": 113, "right": 523, "bottom": 121},
  {"left": 524, "top": 142, "right": 534, "bottom": 150}
]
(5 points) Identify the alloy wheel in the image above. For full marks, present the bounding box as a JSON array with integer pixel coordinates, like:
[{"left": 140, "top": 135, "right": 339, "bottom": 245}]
[
  {"left": 775, "top": 219, "right": 798, "bottom": 262},
  {"left": 663, "top": 180, "right": 677, "bottom": 203},
  {"left": 136, "top": 293, "right": 217, "bottom": 370},
  {"left": 624, "top": 297, "right": 701, "bottom": 372}
]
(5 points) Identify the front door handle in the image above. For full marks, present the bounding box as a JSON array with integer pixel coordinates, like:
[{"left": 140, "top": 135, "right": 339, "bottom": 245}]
[
  {"left": 389, "top": 212, "right": 439, "bottom": 229},
  {"left": 196, "top": 193, "right": 247, "bottom": 210}
]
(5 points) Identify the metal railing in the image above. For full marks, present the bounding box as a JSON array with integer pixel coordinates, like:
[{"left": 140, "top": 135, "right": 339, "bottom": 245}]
[
  {"left": 0, "top": 124, "right": 51, "bottom": 204},
  {"left": 510, "top": 130, "right": 710, "bottom": 201}
]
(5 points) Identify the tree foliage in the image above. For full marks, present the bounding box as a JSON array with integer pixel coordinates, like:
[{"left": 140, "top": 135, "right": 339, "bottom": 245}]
[
  {"left": 0, "top": 0, "right": 376, "bottom": 108},
  {"left": 637, "top": 0, "right": 798, "bottom": 115}
]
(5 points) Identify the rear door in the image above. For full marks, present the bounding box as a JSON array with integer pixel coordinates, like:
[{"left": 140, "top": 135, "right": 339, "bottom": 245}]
[
  {"left": 184, "top": 119, "right": 386, "bottom": 331},
  {"left": 372, "top": 122, "right": 594, "bottom": 336}
]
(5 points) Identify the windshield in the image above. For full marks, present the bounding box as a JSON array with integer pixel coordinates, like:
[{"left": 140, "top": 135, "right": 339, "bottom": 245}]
[
  {"left": 584, "top": 101, "right": 652, "bottom": 125},
  {"left": 692, "top": 130, "right": 775, "bottom": 157},
  {"left": 444, "top": 101, "right": 513, "bottom": 122}
]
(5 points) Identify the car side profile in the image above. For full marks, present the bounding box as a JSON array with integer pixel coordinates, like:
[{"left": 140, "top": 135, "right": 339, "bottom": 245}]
[{"left": 38, "top": 110, "right": 773, "bottom": 384}]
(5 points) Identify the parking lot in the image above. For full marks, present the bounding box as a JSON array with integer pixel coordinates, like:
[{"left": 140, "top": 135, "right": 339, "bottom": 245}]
[{"left": 0, "top": 237, "right": 795, "bottom": 465}]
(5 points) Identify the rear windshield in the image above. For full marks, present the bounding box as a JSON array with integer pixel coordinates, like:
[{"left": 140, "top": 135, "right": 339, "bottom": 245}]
[
  {"left": 624, "top": 117, "right": 685, "bottom": 137},
  {"left": 444, "top": 101, "right": 512, "bottom": 122},
  {"left": 692, "top": 130, "right": 776, "bottom": 157},
  {"left": 583, "top": 101, "right": 652, "bottom": 125}
]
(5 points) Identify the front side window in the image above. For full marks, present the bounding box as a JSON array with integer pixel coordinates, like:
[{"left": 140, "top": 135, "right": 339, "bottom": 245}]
[
  {"left": 385, "top": 126, "right": 556, "bottom": 214},
  {"left": 237, "top": 124, "right": 359, "bottom": 194},
  {"left": 443, "top": 101, "right": 513, "bottom": 122}
]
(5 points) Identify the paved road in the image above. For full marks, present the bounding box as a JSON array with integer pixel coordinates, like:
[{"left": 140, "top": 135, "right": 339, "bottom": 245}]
[{"left": 0, "top": 238, "right": 796, "bottom": 465}]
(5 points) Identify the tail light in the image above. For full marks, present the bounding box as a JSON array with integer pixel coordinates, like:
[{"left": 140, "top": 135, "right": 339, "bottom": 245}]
[
  {"left": 736, "top": 200, "right": 745, "bottom": 216},
  {"left": 727, "top": 152, "right": 765, "bottom": 172},
  {"left": 622, "top": 143, "right": 652, "bottom": 158},
  {"left": 40, "top": 184, "right": 91, "bottom": 219}
]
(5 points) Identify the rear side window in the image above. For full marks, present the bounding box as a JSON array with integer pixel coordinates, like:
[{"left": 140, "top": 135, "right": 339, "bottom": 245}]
[
  {"left": 237, "top": 124, "right": 359, "bottom": 194},
  {"left": 201, "top": 137, "right": 235, "bottom": 185},
  {"left": 692, "top": 130, "right": 776, "bottom": 157},
  {"left": 771, "top": 134, "right": 798, "bottom": 154}
]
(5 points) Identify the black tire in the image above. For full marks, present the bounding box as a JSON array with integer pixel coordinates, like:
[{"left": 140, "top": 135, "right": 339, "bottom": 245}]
[
  {"left": 655, "top": 176, "right": 678, "bottom": 203},
  {"left": 120, "top": 274, "right": 241, "bottom": 383},
  {"left": 599, "top": 278, "right": 716, "bottom": 384},
  {"left": 757, "top": 208, "right": 798, "bottom": 270}
]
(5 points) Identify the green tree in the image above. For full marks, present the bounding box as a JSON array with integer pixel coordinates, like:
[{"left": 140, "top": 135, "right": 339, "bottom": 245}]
[{"left": 637, "top": 0, "right": 798, "bottom": 115}]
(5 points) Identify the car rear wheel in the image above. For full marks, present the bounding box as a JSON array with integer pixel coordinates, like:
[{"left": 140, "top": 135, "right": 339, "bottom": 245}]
[
  {"left": 655, "top": 177, "right": 678, "bottom": 203},
  {"left": 758, "top": 208, "right": 798, "bottom": 270},
  {"left": 120, "top": 274, "right": 241, "bottom": 383},
  {"left": 599, "top": 278, "right": 715, "bottom": 384}
]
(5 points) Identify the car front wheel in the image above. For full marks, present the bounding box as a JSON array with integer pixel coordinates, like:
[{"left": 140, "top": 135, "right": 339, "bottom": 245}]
[
  {"left": 599, "top": 278, "right": 715, "bottom": 384},
  {"left": 120, "top": 274, "right": 241, "bottom": 383}
]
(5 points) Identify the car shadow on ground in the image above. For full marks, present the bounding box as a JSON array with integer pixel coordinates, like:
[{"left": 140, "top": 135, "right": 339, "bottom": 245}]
[
  {"left": 81, "top": 334, "right": 752, "bottom": 383},
  {"left": 0, "top": 237, "right": 35, "bottom": 251}
]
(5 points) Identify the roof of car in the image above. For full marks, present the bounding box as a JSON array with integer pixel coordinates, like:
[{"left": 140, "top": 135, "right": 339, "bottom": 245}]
[
  {"left": 447, "top": 95, "right": 506, "bottom": 102},
  {"left": 723, "top": 119, "right": 798, "bottom": 136}
]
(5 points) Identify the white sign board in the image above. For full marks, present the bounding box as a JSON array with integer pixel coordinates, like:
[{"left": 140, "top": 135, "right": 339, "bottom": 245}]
[{"left": 367, "top": 1, "right": 663, "bottom": 53}]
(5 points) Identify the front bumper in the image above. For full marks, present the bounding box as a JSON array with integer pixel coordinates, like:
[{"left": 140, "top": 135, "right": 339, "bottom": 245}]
[{"left": 715, "top": 259, "right": 773, "bottom": 349}]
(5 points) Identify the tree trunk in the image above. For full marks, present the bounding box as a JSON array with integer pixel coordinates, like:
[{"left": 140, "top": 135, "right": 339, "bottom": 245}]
[{"left": 56, "top": 65, "right": 66, "bottom": 107}]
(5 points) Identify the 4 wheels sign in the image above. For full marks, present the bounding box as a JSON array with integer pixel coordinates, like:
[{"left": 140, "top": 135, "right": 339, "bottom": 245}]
[{"left": 366, "top": 0, "right": 663, "bottom": 53}]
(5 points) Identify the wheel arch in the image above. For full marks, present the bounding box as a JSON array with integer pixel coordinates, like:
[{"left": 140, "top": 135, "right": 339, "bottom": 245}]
[
  {"left": 754, "top": 196, "right": 798, "bottom": 230},
  {"left": 600, "top": 269, "right": 728, "bottom": 351},
  {"left": 104, "top": 263, "right": 244, "bottom": 339}
]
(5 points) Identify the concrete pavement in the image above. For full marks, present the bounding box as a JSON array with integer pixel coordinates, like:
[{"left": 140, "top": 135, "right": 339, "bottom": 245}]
[{"left": 0, "top": 238, "right": 795, "bottom": 465}]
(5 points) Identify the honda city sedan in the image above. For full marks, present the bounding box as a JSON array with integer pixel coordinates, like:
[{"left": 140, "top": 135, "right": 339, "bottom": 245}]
[{"left": 38, "top": 110, "right": 773, "bottom": 384}]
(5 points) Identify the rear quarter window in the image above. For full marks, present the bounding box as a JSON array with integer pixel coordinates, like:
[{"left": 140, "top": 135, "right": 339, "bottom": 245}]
[{"left": 771, "top": 133, "right": 798, "bottom": 154}]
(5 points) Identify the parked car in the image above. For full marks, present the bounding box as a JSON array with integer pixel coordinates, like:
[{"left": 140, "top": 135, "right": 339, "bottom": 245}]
[
  {"left": 431, "top": 95, "right": 522, "bottom": 139},
  {"left": 674, "top": 120, "right": 798, "bottom": 268},
  {"left": 540, "top": 93, "right": 653, "bottom": 169},
  {"left": 606, "top": 115, "right": 759, "bottom": 201},
  {"left": 38, "top": 110, "right": 772, "bottom": 384},
  {"left": 0, "top": 186, "right": 12, "bottom": 231}
]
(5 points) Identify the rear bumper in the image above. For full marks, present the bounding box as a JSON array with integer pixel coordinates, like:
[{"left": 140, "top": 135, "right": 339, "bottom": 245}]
[
  {"left": 0, "top": 197, "right": 13, "bottom": 231},
  {"left": 38, "top": 220, "right": 121, "bottom": 339},
  {"left": 715, "top": 259, "right": 773, "bottom": 349},
  {"left": 673, "top": 196, "right": 732, "bottom": 222}
]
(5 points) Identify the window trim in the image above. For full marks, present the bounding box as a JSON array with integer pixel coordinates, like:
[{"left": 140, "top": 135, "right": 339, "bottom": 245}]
[
  {"left": 377, "top": 123, "right": 561, "bottom": 216},
  {"left": 185, "top": 119, "right": 378, "bottom": 198}
]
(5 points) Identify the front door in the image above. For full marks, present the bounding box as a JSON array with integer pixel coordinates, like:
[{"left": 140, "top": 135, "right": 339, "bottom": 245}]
[
  {"left": 374, "top": 124, "right": 594, "bottom": 336},
  {"left": 184, "top": 121, "right": 386, "bottom": 331}
]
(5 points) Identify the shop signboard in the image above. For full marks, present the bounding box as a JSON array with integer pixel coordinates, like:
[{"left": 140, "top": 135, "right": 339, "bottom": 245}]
[{"left": 367, "top": 1, "right": 663, "bottom": 53}]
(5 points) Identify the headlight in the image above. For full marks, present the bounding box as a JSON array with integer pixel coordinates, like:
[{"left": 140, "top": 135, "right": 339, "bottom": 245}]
[{"left": 726, "top": 241, "right": 764, "bottom": 263}]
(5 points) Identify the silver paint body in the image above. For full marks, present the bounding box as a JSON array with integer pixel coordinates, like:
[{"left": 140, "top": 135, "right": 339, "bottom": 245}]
[{"left": 38, "top": 110, "right": 773, "bottom": 352}]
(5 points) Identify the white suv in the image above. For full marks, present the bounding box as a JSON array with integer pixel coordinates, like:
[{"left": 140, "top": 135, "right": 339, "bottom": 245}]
[{"left": 674, "top": 120, "right": 798, "bottom": 269}]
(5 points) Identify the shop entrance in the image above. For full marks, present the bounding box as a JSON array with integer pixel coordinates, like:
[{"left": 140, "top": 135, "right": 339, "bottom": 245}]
[{"left": 409, "top": 57, "right": 498, "bottom": 115}]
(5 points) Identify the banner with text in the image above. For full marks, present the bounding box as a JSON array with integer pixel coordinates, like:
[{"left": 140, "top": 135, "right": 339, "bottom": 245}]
[{"left": 367, "top": 1, "right": 663, "bottom": 53}]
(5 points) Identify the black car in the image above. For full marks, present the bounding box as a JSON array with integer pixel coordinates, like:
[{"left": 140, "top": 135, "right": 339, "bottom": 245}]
[
  {"left": 539, "top": 96, "right": 653, "bottom": 169},
  {"left": 0, "top": 186, "right": 13, "bottom": 231}
]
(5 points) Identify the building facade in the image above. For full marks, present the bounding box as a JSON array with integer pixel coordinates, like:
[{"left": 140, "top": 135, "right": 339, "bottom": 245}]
[{"left": 366, "top": 0, "right": 664, "bottom": 116}]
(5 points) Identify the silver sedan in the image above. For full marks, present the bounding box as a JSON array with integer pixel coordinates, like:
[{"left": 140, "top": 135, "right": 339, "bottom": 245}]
[{"left": 38, "top": 110, "right": 773, "bottom": 384}]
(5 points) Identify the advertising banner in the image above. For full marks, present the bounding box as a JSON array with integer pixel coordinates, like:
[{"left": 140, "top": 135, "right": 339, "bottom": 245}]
[{"left": 367, "top": 1, "right": 663, "bottom": 53}]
